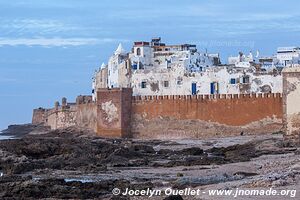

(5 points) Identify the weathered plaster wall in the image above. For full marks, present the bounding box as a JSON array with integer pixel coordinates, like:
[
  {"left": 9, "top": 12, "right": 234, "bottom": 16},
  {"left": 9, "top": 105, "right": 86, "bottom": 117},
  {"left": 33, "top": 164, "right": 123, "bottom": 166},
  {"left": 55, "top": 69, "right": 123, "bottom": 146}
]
[
  {"left": 33, "top": 103, "right": 97, "bottom": 132},
  {"left": 132, "top": 93, "right": 283, "bottom": 139},
  {"left": 76, "top": 103, "right": 97, "bottom": 132},
  {"left": 131, "top": 66, "right": 282, "bottom": 96},
  {"left": 283, "top": 67, "right": 300, "bottom": 145},
  {"left": 96, "top": 88, "right": 132, "bottom": 138},
  {"left": 95, "top": 68, "right": 108, "bottom": 89},
  {"left": 46, "top": 106, "right": 77, "bottom": 130},
  {"left": 32, "top": 108, "right": 48, "bottom": 125},
  {"left": 33, "top": 89, "right": 284, "bottom": 139},
  {"left": 32, "top": 96, "right": 96, "bottom": 131},
  {"left": 118, "top": 60, "right": 131, "bottom": 88}
]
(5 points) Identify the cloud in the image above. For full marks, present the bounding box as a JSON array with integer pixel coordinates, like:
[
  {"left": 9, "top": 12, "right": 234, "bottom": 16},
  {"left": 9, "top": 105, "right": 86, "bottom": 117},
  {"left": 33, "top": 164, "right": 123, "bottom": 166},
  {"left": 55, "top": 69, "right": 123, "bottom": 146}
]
[
  {"left": 8, "top": 19, "right": 72, "bottom": 33},
  {"left": 0, "top": 37, "right": 129, "bottom": 47},
  {"left": 0, "top": 18, "right": 86, "bottom": 36}
]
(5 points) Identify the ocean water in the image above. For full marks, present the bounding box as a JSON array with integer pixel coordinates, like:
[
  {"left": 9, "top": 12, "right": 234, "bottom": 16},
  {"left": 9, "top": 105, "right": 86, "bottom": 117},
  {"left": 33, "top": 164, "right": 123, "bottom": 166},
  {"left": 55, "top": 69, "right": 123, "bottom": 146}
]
[
  {"left": 0, "top": 131, "right": 14, "bottom": 140},
  {"left": 64, "top": 178, "right": 95, "bottom": 183}
]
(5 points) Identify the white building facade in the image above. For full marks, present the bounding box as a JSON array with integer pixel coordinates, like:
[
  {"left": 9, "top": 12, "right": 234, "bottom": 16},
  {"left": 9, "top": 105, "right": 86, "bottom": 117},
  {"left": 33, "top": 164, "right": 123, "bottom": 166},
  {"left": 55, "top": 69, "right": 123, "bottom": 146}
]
[{"left": 92, "top": 38, "right": 284, "bottom": 100}]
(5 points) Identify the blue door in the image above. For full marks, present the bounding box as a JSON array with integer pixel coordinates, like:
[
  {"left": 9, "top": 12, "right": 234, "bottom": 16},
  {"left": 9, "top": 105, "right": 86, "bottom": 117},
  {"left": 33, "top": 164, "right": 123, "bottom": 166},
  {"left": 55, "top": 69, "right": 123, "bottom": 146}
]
[
  {"left": 210, "top": 82, "right": 215, "bottom": 94},
  {"left": 192, "top": 83, "right": 197, "bottom": 95},
  {"left": 210, "top": 82, "right": 219, "bottom": 94}
]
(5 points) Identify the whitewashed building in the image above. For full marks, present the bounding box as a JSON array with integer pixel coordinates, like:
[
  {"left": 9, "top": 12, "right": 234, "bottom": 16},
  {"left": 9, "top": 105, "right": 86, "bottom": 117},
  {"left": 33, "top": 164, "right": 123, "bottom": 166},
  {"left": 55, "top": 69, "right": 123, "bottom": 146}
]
[
  {"left": 259, "top": 47, "right": 300, "bottom": 70},
  {"left": 92, "top": 38, "right": 283, "bottom": 100},
  {"left": 276, "top": 47, "right": 300, "bottom": 66}
]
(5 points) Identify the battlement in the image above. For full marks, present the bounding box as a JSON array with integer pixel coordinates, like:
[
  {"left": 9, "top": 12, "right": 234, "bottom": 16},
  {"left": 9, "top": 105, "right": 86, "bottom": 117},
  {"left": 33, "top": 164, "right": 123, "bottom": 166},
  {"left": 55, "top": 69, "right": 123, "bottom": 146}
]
[
  {"left": 132, "top": 93, "right": 282, "bottom": 102},
  {"left": 76, "top": 95, "right": 93, "bottom": 104},
  {"left": 132, "top": 91, "right": 283, "bottom": 129},
  {"left": 33, "top": 88, "right": 283, "bottom": 138}
]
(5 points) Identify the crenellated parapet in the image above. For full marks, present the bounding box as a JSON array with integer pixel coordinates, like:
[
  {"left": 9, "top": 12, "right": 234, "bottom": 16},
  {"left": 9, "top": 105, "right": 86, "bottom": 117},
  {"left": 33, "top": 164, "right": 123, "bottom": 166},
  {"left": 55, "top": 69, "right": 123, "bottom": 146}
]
[
  {"left": 76, "top": 95, "right": 93, "bottom": 105},
  {"left": 132, "top": 93, "right": 282, "bottom": 102},
  {"left": 33, "top": 88, "right": 284, "bottom": 139}
]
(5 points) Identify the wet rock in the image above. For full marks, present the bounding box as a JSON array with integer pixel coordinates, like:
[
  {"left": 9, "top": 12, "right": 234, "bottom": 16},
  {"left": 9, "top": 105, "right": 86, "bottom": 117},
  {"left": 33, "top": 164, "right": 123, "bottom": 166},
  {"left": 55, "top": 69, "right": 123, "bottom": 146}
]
[
  {"left": 158, "top": 149, "right": 174, "bottom": 155},
  {"left": 172, "top": 174, "right": 244, "bottom": 189},
  {"left": 179, "top": 147, "right": 203, "bottom": 156},
  {"left": 129, "top": 144, "right": 155, "bottom": 154},
  {"left": 128, "top": 158, "right": 149, "bottom": 166},
  {"left": 233, "top": 171, "right": 259, "bottom": 177},
  {"left": 130, "top": 181, "right": 154, "bottom": 191},
  {"left": 111, "top": 196, "right": 130, "bottom": 200},
  {"left": 1, "top": 124, "right": 50, "bottom": 137},
  {"left": 164, "top": 195, "right": 184, "bottom": 200},
  {"left": 0, "top": 127, "right": 297, "bottom": 199},
  {"left": 104, "top": 155, "right": 129, "bottom": 167},
  {"left": 0, "top": 177, "right": 131, "bottom": 199}
]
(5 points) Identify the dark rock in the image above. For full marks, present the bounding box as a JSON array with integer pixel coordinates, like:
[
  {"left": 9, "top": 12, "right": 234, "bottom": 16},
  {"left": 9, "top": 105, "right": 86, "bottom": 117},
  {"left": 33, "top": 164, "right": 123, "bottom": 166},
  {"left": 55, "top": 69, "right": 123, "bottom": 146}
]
[
  {"left": 129, "top": 144, "right": 155, "bottom": 154},
  {"left": 104, "top": 155, "right": 129, "bottom": 167},
  {"left": 1, "top": 124, "right": 50, "bottom": 137},
  {"left": 158, "top": 149, "right": 174, "bottom": 155},
  {"left": 179, "top": 147, "right": 203, "bottom": 156},
  {"left": 0, "top": 126, "right": 295, "bottom": 199},
  {"left": 164, "top": 195, "right": 184, "bottom": 200}
]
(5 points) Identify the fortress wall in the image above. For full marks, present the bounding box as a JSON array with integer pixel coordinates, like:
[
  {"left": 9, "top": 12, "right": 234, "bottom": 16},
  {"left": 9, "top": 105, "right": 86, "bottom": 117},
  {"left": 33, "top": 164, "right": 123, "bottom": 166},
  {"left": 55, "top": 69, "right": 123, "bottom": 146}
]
[
  {"left": 76, "top": 102, "right": 97, "bottom": 132},
  {"left": 96, "top": 88, "right": 132, "bottom": 138},
  {"left": 32, "top": 89, "right": 284, "bottom": 139},
  {"left": 32, "top": 108, "right": 48, "bottom": 124},
  {"left": 45, "top": 106, "right": 77, "bottom": 130},
  {"left": 283, "top": 67, "right": 300, "bottom": 145},
  {"left": 132, "top": 93, "right": 283, "bottom": 139}
]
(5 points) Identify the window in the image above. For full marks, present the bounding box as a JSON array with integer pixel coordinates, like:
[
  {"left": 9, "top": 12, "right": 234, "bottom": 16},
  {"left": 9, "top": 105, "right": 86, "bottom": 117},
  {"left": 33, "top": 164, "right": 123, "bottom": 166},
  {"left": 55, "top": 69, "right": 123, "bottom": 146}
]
[
  {"left": 177, "top": 77, "right": 183, "bottom": 85},
  {"left": 243, "top": 76, "right": 250, "bottom": 84},
  {"left": 136, "top": 48, "right": 141, "bottom": 56},
  {"left": 141, "top": 81, "right": 147, "bottom": 88},
  {"left": 132, "top": 63, "right": 138, "bottom": 70},
  {"left": 230, "top": 78, "right": 236, "bottom": 84},
  {"left": 139, "top": 62, "right": 144, "bottom": 70},
  {"left": 167, "top": 63, "right": 171, "bottom": 69},
  {"left": 163, "top": 81, "right": 169, "bottom": 88}
]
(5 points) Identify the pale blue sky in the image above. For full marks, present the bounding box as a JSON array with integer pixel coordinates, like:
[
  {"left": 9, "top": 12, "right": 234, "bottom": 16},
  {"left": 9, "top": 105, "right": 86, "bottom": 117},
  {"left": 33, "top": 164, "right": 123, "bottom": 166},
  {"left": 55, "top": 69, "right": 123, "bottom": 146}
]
[{"left": 0, "top": 0, "right": 299, "bottom": 130}]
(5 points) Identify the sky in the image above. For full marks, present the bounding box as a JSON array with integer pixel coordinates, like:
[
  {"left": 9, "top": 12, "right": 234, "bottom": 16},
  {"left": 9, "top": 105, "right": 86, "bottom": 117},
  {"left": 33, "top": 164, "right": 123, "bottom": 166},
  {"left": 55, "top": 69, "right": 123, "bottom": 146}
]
[{"left": 0, "top": 0, "right": 300, "bottom": 130}]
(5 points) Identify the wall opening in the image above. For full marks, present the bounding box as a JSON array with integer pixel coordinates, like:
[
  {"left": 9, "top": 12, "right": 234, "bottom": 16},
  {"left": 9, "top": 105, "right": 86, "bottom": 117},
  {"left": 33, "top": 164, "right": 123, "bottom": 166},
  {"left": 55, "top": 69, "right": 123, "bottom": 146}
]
[
  {"left": 136, "top": 48, "right": 141, "bottom": 56},
  {"left": 210, "top": 82, "right": 219, "bottom": 94},
  {"left": 163, "top": 81, "right": 169, "bottom": 88},
  {"left": 192, "top": 83, "right": 197, "bottom": 95},
  {"left": 230, "top": 78, "right": 236, "bottom": 84},
  {"left": 141, "top": 81, "right": 147, "bottom": 88}
]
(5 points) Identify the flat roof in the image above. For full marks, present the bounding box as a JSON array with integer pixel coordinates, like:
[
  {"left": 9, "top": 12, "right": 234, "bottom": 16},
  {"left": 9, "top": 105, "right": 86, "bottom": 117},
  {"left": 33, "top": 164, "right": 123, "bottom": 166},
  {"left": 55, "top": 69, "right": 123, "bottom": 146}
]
[{"left": 277, "top": 47, "right": 300, "bottom": 52}]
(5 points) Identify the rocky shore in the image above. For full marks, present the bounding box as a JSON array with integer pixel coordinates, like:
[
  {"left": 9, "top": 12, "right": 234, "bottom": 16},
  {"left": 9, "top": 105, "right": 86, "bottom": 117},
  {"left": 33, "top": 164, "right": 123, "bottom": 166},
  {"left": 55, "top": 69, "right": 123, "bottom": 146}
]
[{"left": 0, "top": 125, "right": 299, "bottom": 199}]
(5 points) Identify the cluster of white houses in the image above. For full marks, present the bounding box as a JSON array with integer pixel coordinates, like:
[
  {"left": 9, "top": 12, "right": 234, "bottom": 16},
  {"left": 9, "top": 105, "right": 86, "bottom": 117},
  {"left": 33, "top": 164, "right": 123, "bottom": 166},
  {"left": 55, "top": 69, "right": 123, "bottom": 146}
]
[{"left": 92, "top": 38, "right": 300, "bottom": 100}]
